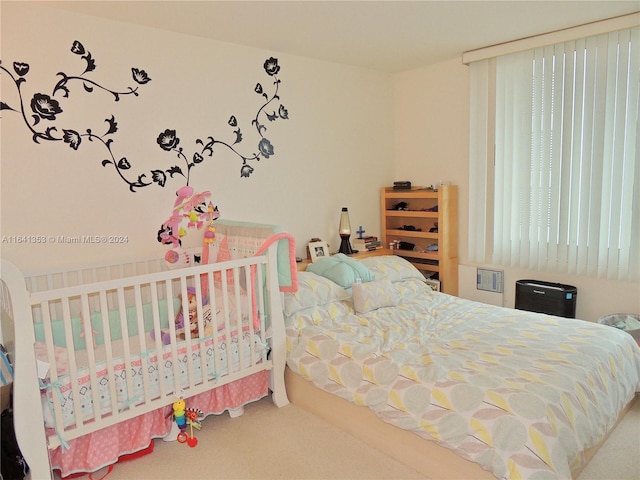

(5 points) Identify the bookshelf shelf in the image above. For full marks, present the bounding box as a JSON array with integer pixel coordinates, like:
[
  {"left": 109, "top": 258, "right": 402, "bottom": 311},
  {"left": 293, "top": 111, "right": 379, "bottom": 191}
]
[{"left": 381, "top": 185, "right": 458, "bottom": 295}]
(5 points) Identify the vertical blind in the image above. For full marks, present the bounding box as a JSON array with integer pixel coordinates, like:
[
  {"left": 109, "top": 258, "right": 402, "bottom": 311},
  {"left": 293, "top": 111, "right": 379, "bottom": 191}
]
[{"left": 469, "top": 26, "right": 639, "bottom": 281}]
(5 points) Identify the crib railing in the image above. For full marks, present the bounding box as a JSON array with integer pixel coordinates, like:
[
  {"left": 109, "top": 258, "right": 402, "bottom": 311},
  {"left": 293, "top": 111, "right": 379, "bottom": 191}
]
[
  {"left": 26, "top": 256, "right": 169, "bottom": 323},
  {"left": 30, "top": 255, "right": 273, "bottom": 448}
]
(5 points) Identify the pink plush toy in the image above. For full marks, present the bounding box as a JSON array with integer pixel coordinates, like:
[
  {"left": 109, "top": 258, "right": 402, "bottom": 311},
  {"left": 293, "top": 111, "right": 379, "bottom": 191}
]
[{"left": 153, "top": 287, "right": 213, "bottom": 344}]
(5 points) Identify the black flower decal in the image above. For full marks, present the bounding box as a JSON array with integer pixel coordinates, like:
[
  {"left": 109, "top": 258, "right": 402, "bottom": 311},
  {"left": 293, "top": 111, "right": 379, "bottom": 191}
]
[
  {"left": 2, "top": 46, "right": 287, "bottom": 189},
  {"left": 258, "top": 138, "right": 274, "bottom": 158},
  {"left": 264, "top": 57, "right": 280, "bottom": 76},
  {"left": 71, "top": 40, "right": 85, "bottom": 55},
  {"left": 151, "top": 170, "right": 167, "bottom": 187},
  {"left": 13, "top": 62, "right": 29, "bottom": 76},
  {"left": 132, "top": 68, "right": 151, "bottom": 85},
  {"left": 30, "top": 93, "right": 62, "bottom": 121},
  {"left": 159, "top": 57, "right": 289, "bottom": 180},
  {"left": 2, "top": 40, "right": 153, "bottom": 192},
  {"left": 240, "top": 164, "right": 254, "bottom": 177},
  {"left": 62, "top": 129, "right": 81, "bottom": 150},
  {"left": 105, "top": 115, "right": 118, "bottom": 135},
  {"left": 157, "top": 129, "right": 180, "bottom": 151},
  {"left": 117, "top": 157, "right": 131, "bottom": 170}
]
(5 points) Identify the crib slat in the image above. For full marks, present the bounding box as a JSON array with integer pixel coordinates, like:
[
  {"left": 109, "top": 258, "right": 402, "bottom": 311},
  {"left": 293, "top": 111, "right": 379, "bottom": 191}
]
[
  {"left": 80, "top": 293, "right": 102, "bottom": 424},
  {"left": 245, "top": 263, "right": 257, "bottom": 367},
  {"left": 208, "top": 271, "right": 221, "bottom": 384},
  {"left": 233, "top": 267, "right": 245, "bottom": 371},
  {"left": 148, "top": 280, "right": 168, "bottom": 400},
  {"left": 61, "top": 297, "right": 85, "bottom": 432},
  {"left": 38, "top": 300, "right": 67, "bottom": 445},
  {"left": 192, "top": 274, "right": 207, "bottom": 386},
  {"left": 164, "top": 280, "right": 183, "bottom": 396},
  {"left": 133, "top": 284, "right": 152, "bottom": 406},
  {"left": 99, "top": 290, "right": 120, "bottom": 417},
  {"left": 179, "top": 277, "right": 197, "bottom": 390},
  {"left": 219, "top": 273, "right": 234, "bottom": 375},
  {"left": 116, "top": 287, "right": 136, "bottom": 413}
]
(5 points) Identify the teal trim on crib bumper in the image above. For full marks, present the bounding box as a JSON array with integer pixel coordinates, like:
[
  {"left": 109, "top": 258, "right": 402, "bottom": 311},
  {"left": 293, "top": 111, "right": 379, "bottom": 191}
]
[{"left": 33, "top": 297, "right": 180, "bottom": 350}]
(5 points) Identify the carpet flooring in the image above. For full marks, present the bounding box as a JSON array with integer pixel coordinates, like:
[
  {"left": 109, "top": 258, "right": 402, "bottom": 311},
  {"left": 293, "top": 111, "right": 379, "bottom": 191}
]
[{"left": 67, "top": 394, "right": 639, "bottom": 480}]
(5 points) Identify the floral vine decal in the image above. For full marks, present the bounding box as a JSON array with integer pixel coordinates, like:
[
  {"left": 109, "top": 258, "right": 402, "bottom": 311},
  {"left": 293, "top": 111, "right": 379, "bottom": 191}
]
[
  {"left": 155, "top": 57, "right": 289, "bottom": 184},
  {"left": 1, "top": 40, "right": 152, "bottom": 191},
  {"left": 2, "top": 43, "right": 290, "bottom": 192}
]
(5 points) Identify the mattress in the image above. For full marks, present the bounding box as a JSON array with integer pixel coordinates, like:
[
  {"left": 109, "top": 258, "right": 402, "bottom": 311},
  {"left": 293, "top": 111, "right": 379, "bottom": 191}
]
[{"left": 284, "top": 256, "right": 640, "bottom": 479}]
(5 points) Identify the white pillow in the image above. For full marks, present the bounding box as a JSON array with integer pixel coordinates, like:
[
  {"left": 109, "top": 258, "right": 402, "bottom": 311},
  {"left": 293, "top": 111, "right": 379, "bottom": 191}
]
[
  {"left": 351, "top": 279, "right": 397, "bottom": 314},
  {"left": 359, "top": 255, "right": 425, "bottom": 283},
  {"left": 283, "top": 271, "right": 350, "bottom": 315}
]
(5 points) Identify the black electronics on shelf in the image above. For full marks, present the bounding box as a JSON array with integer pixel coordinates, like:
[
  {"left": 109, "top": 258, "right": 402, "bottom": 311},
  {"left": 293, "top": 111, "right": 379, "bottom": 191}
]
[
  {"left": 515, "top": 280, "right": 577, "bottom": 318},
  {"left": 393, "top": 181, "right": 412, "bottom": 190}
]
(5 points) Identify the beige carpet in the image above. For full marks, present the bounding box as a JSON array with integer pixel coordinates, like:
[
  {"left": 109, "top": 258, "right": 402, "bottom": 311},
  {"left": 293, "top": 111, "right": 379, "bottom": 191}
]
[{"left": 64, "top": 394, "right": 639, "bottom": 480}]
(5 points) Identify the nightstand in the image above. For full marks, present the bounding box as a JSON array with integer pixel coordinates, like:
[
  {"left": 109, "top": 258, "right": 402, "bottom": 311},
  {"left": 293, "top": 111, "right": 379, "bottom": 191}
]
[
  {"left": 296, "top": 248, "right": 393, "bottom": 271},
  {"left": 348, "top": 248, "right": 393, "bottom": 259}
]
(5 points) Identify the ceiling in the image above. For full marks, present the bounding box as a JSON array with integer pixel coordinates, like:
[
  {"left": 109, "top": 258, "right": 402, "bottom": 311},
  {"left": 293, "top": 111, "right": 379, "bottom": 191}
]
[{"left": 36, "top": 1, "right": 640, "bottom": 72}]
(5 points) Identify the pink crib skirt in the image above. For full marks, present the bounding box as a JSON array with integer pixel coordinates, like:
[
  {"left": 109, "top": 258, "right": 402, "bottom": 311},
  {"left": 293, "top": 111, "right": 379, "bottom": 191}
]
[{"left": 50, "top": 371, "right": 269, "bottom": 477}]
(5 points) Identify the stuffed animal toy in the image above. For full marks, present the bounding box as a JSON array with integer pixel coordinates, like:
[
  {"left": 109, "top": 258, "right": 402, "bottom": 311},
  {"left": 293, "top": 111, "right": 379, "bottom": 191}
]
[
  {"left": 151, "top": 287, "right": 212, "bottom": 344},
  {"left": 175, "top": 287, "right": 213, "bottom": 340},
  {"left": 175, "top": 287, "right": 198, "bottom": 340}
]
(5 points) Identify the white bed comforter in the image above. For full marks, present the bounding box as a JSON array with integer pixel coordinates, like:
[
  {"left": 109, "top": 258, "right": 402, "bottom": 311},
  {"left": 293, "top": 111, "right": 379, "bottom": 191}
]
[{"left": 285, "top": 267, "right": 640, "bottom": 480}]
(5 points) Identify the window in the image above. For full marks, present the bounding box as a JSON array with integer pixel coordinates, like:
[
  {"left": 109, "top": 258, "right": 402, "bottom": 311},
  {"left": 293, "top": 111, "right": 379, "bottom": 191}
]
[{"left": 469, "top": 27, "right": 639, "bottom": 282}]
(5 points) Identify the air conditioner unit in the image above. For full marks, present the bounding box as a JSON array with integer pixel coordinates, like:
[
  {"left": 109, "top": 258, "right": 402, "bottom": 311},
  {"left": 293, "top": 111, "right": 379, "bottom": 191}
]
[{"left": 515, "top": 280, "right": 577, "bottom": 318}]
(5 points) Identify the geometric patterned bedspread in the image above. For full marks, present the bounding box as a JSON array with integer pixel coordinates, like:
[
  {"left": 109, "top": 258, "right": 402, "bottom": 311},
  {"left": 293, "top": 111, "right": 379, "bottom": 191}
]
[{"left": 284, "top": 260, "right": 640, "bottom": 480}]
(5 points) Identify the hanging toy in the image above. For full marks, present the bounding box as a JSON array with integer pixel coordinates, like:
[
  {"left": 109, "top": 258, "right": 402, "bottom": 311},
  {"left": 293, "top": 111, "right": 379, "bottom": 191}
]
[
  {"left": 203, "top": 203, "right": 220, "bottom": 245},
  {"left": 204, "top": 223, "right": 216, "bottom": 244},
  {"left": 158, "top": 186, "right": 214, "bottom": 248},
  {"left": 164, "top": 248, "right": 191, "bottom": 270}
]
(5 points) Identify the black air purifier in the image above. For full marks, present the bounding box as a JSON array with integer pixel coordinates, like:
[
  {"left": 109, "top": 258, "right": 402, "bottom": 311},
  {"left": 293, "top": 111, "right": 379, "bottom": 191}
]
[{"left": 515, "top": 280, "right": 577, "bottom": 318}]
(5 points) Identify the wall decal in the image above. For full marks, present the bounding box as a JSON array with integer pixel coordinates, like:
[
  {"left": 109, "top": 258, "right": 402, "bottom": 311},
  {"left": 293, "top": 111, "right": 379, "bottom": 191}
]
[
  {"left": 1, "top": 41, "right": 289, "bottom": 192},
  {"left": 155, "top": 57, "right": 289, "bottom": 184},
  {"left": 1, "top": 40, "right": 152, "bottom": 191}
]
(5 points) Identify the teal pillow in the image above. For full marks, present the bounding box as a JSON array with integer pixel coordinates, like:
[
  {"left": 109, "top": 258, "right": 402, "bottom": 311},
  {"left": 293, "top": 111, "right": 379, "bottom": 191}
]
[{"left": 306, "top": 253, "right": 375, "bottom": 288}]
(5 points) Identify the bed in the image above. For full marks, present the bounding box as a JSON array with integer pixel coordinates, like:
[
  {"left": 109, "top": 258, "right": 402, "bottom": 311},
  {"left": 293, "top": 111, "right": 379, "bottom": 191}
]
[
  {"left": 284, "top": 254, "right": 640, "bottom": 480},
  {"left": 0, "top": 220, "right": 295, "bottom": 479}
]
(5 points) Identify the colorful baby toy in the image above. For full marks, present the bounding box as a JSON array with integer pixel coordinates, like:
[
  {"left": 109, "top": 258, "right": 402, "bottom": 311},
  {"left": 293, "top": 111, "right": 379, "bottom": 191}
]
[
  {"left": 171, "top": 398, "right": 203, "bottom": 447},
  {"left": 158, "top": 185, "right": 218, "bottom": 250}
]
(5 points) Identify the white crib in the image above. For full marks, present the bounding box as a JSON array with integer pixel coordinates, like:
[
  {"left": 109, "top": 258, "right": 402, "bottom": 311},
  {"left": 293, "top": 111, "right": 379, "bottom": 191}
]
[{"left": 0, "top": 234, "right": 290, "bottom": 479}]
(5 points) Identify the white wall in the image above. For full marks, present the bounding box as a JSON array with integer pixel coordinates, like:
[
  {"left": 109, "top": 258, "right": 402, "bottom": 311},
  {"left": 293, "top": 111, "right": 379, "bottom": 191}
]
[
  {"left": 4, "top": 3, "right": 637, "bottom": 322},
  {"left": 393, "top": 59, "right": 640, "bottom": 322},
  {"left": 0, "top": 2, "right": 394, "bottom": 271}
]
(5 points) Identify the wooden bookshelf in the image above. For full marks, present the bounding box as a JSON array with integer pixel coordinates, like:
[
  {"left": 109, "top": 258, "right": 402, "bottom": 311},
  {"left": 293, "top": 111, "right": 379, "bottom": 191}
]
[{"left": 381, "top": 185, "right": 458, "bottom": 295}]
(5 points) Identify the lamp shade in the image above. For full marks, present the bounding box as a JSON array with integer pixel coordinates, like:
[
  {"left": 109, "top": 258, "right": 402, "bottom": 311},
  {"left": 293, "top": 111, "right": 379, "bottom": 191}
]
[
  {"left": 339, "top": 207, "right": 351, "bottom": 235},
  {"left": 338, "top": 207, "right": 353, "bottom": 254}
]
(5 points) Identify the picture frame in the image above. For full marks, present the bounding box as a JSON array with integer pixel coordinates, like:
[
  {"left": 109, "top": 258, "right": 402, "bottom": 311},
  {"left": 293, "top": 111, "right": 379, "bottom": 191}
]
[{"left": 308, "top": 241, "right": 330, "bottom": 262}]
